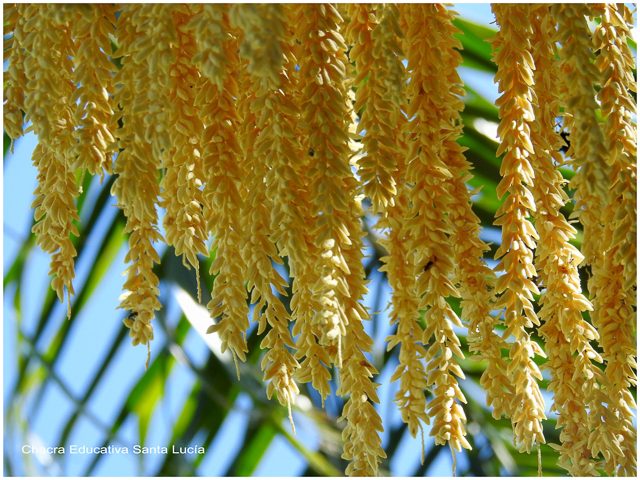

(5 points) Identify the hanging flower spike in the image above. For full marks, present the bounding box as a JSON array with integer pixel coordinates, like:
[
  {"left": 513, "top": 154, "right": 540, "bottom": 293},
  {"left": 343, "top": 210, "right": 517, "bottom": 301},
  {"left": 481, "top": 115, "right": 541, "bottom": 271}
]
[
  {"left": 30, "top": 144, "right": 80, "bottom": 318},
  {"left": 194, "top": 7, "right": 250, "bottom": 379},
  {"left": 401, "top": 3, "right": 471, "bottom": 459},
  {"left": 265, "top": 4, "right": 312, "bottom": 285},
  {"left": 552, "top": 4, "right": 610, "bottom": 269},
  {"left": 440, "top": 7, "right": 514, "bottom": 422},
  {"left": 279, "top": 4, "right": 334, "bottom": 405},
  {"left": 593, "top": 3, "right": 637, "bottom": 299},
  {"left": 359, "top": 2, "right": 429, "bottom": 456},
  {"left": 588, "top": 4, "right": 638, "bottom": 476},
  {"left": 158, "top": 6, "right": 209, "bottom": 302},
  {"left": 292, "top": 4, "right": 355, "bottom": 369},
  {"left": 22, "top": 4, "right": 79, "bottom": 319},
  {"left": 232, "top": 3, "right": 300, "bottom": 429},
  {"left": 337, "top": 214, "right": 387, "bottom": 476},
  {"left": 372, "top": 4, "right": 405, "bottom": 109},
  {"left": 3, "top": 5, "right": 27, "bottom": 148},
  {"left": 336, "top": 85, "right": 386, "bottom": 479},
  {"left": 553, "top": 4, "right": 634, "bottom": 475},
  {"left": 136, "top": 4, "right": 176, "bottom": 158},
  {"left": 489, "top": 3, "right": 546, "bottom": 454},
  {"left": 345, "top": 4, "right": 399, "bottom": 215},
  {"left": 378, "top": 122, "right": 429, "bottom": 452},
  {"left": 528, "top": 5, "right": 607, "bottom": 476},
  {"left": 111, "top": 4, "right": 164, "bottom": 366},
  {"left": 69, "top": 4, "right": 117, "bottom": 181},
  {"left": 22, "top": 4, "right": 77, "bottom": 155}
]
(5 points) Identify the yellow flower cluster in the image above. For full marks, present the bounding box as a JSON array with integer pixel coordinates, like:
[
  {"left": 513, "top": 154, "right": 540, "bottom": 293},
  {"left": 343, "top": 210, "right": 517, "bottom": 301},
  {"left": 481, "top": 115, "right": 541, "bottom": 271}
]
[
  {"left": 3, "top": 5, "right": 27, "bottom": 146},
  {"left": 589, "top": 4, "right": 638, "bottom": 476},
  {"left": 401, "top": 3, "right": 471, "bottom": 457},
  {"left": 5, "top": 4, "right": 637, "bottom": 476},
  {"left": 292, "top": 6, "right": 386, "bottom": 472},
  {"left": 442, "top": 8, "right": 513, "bottom": 423},
  {"left": 293, "top": 4, "right": 353, "bottom": 367},
  {"left": 527, "top": 6, "right": 605, "bottom": 475},
  {"left": 30, "top": 144, "right": 80, "bottom": 318},
  {"left": 553, "top": 4, "right": 611, "bottom": 268},
  {"left": 111, "top": 4, "right": 163, "bottom": 356},
  {"left": 196, "top": 9, "right": 250, "bottom": 378},
  {"left": 379, "top": 174, "right": 428, "bottom": 448},
  {"left": 336, "top": 151, "right": 386, "bottom": 474},
  {"left": 372, "top": 12, "right": 428, "bottom": 450},
  {"left": 372, "top": 5, "right": 405, "bottom": 109},
  {"left": 490, "top": 4, "right": 546, "bottom": 454},
  {"left": 345, "top": 4, "right": 400, "bottom": 215},
  {"left": 233, "top": 5, "right": 300, "bottom": 427},
  {"left": 138, "top": 4, "right": 176, "bottom": 158},
  {"left": 594, "top": 4, "right": 637, "bottom": 297},
  {"left": 70, "top": 5, "right": 117, "bottom": 181},
  {"left": 190, "top": 5, "right": 228, "bottom": 88},
  {"left": 159, "top": 7, "right": 209, "bottom": 301},
  {"left": 19, "top": 4, "right": 78, "bottom": 318}
]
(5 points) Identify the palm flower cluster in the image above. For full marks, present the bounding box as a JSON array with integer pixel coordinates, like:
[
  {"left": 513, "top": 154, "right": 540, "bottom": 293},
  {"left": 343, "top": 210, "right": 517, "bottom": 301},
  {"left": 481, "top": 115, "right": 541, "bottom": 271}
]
[{"left": 3, "top": 3, "right": 636, "bottom": 477}]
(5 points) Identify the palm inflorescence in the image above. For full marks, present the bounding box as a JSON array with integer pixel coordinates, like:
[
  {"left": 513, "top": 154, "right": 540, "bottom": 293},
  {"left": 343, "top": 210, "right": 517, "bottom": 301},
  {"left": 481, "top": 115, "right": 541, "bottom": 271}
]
[{"left": 3, "top": 3, "right": 637, "bottom": 477}]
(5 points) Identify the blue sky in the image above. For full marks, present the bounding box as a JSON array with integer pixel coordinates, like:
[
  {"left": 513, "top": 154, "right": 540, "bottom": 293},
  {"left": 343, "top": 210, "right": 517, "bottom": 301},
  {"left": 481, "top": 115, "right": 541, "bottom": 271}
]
[{"left": 3, "top": 3, "right": 634, "bottom": 477}]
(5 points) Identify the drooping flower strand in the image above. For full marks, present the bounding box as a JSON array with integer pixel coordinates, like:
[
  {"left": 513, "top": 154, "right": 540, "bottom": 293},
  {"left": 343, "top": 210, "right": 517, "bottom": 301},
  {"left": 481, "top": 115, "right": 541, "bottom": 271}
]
[
  {"left": 553, "top": 5, "right": 634, "bottom": 474},
  {"left": 21, "top": 4, "right": 79, "bottom": 318},
  {"left": 229, "top": 4, "right": 284, "bottom": 86},
  {"left": 158, "top": 7, "right": 209, "bottom": 302},
  {"left": 401, "top": 3, "right": 471, "bottom": 458},
  {"left": 593, "top": 3, "right": 638, "bottom": 300},
  {"left": 334, "top": 42, "right": 387, "bottom": 480},
  {"left": 111, "top": 4, "right": 164, "bottom": 365},
  {"left": 30, "top": 145, "right": 80, "bottom": 319},
  {"left": 552, "top": 4, "right": 610, "bottom": 269},
  {"left": 449, "top": 166, "right": 512, "bottom": 422},
  {"left": 138, "top": 4, "right": 176, "bottom": 158},
  {"left": 293, "top": 4, "right": 355, "bottom": 368},
  {"left": 372, "top": 4, "right": 405, "bottom": 108},
  {"left": 528, "top": 6, "right": 606, "bottom": 475},
  {"left": 195, "top": 10, "right": 250, "bottom": 378},
  {"left": 378, "top": 123, "right": 429, "bottom": 453},
  {"left": 489, "top": 3, "right": 546, "bottom": 454},
  {"left": 345, "top": 4, "right": 399, "bottom": 215},
  {"left": 276, "top": 7, "right": 333, "bottom": 405},
  {"left": 234, "top": 10, "right": 300, "bottom": 428},
  {"left": 3, "top": 5, "right": 27, "bottom": 148},
  {"left": 70, "top": 4, "right": 117, "bottom": 181},
  {"left": 439, "top": 8, "right": 513, "bottom": 423},
  {"left": 327, "top": 72, "right": 386, "bottom": 479},
  {"left": 588, "top": 4, "right": 638, "bottom": 476},
  {"left": 373, "top": 8, "right": 429, "bottom": 458},
  {"left": 22, "top": 4, "right": 76, "bottom": 156},
  {"left": 336, "top": 188, "right": 387, "bottom": 477},
  {"left": 267, "top": 6, "right": 312, "bottom": 288},
  {"left": 587, "top": 235, "right": 638, "bottom": 474}
]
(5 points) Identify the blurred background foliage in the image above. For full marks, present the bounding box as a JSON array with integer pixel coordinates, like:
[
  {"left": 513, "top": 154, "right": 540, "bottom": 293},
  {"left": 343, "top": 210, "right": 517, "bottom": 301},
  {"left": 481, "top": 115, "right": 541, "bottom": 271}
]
[{"left": 2, "top": 4, "right": 637, "bottom": 477}]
